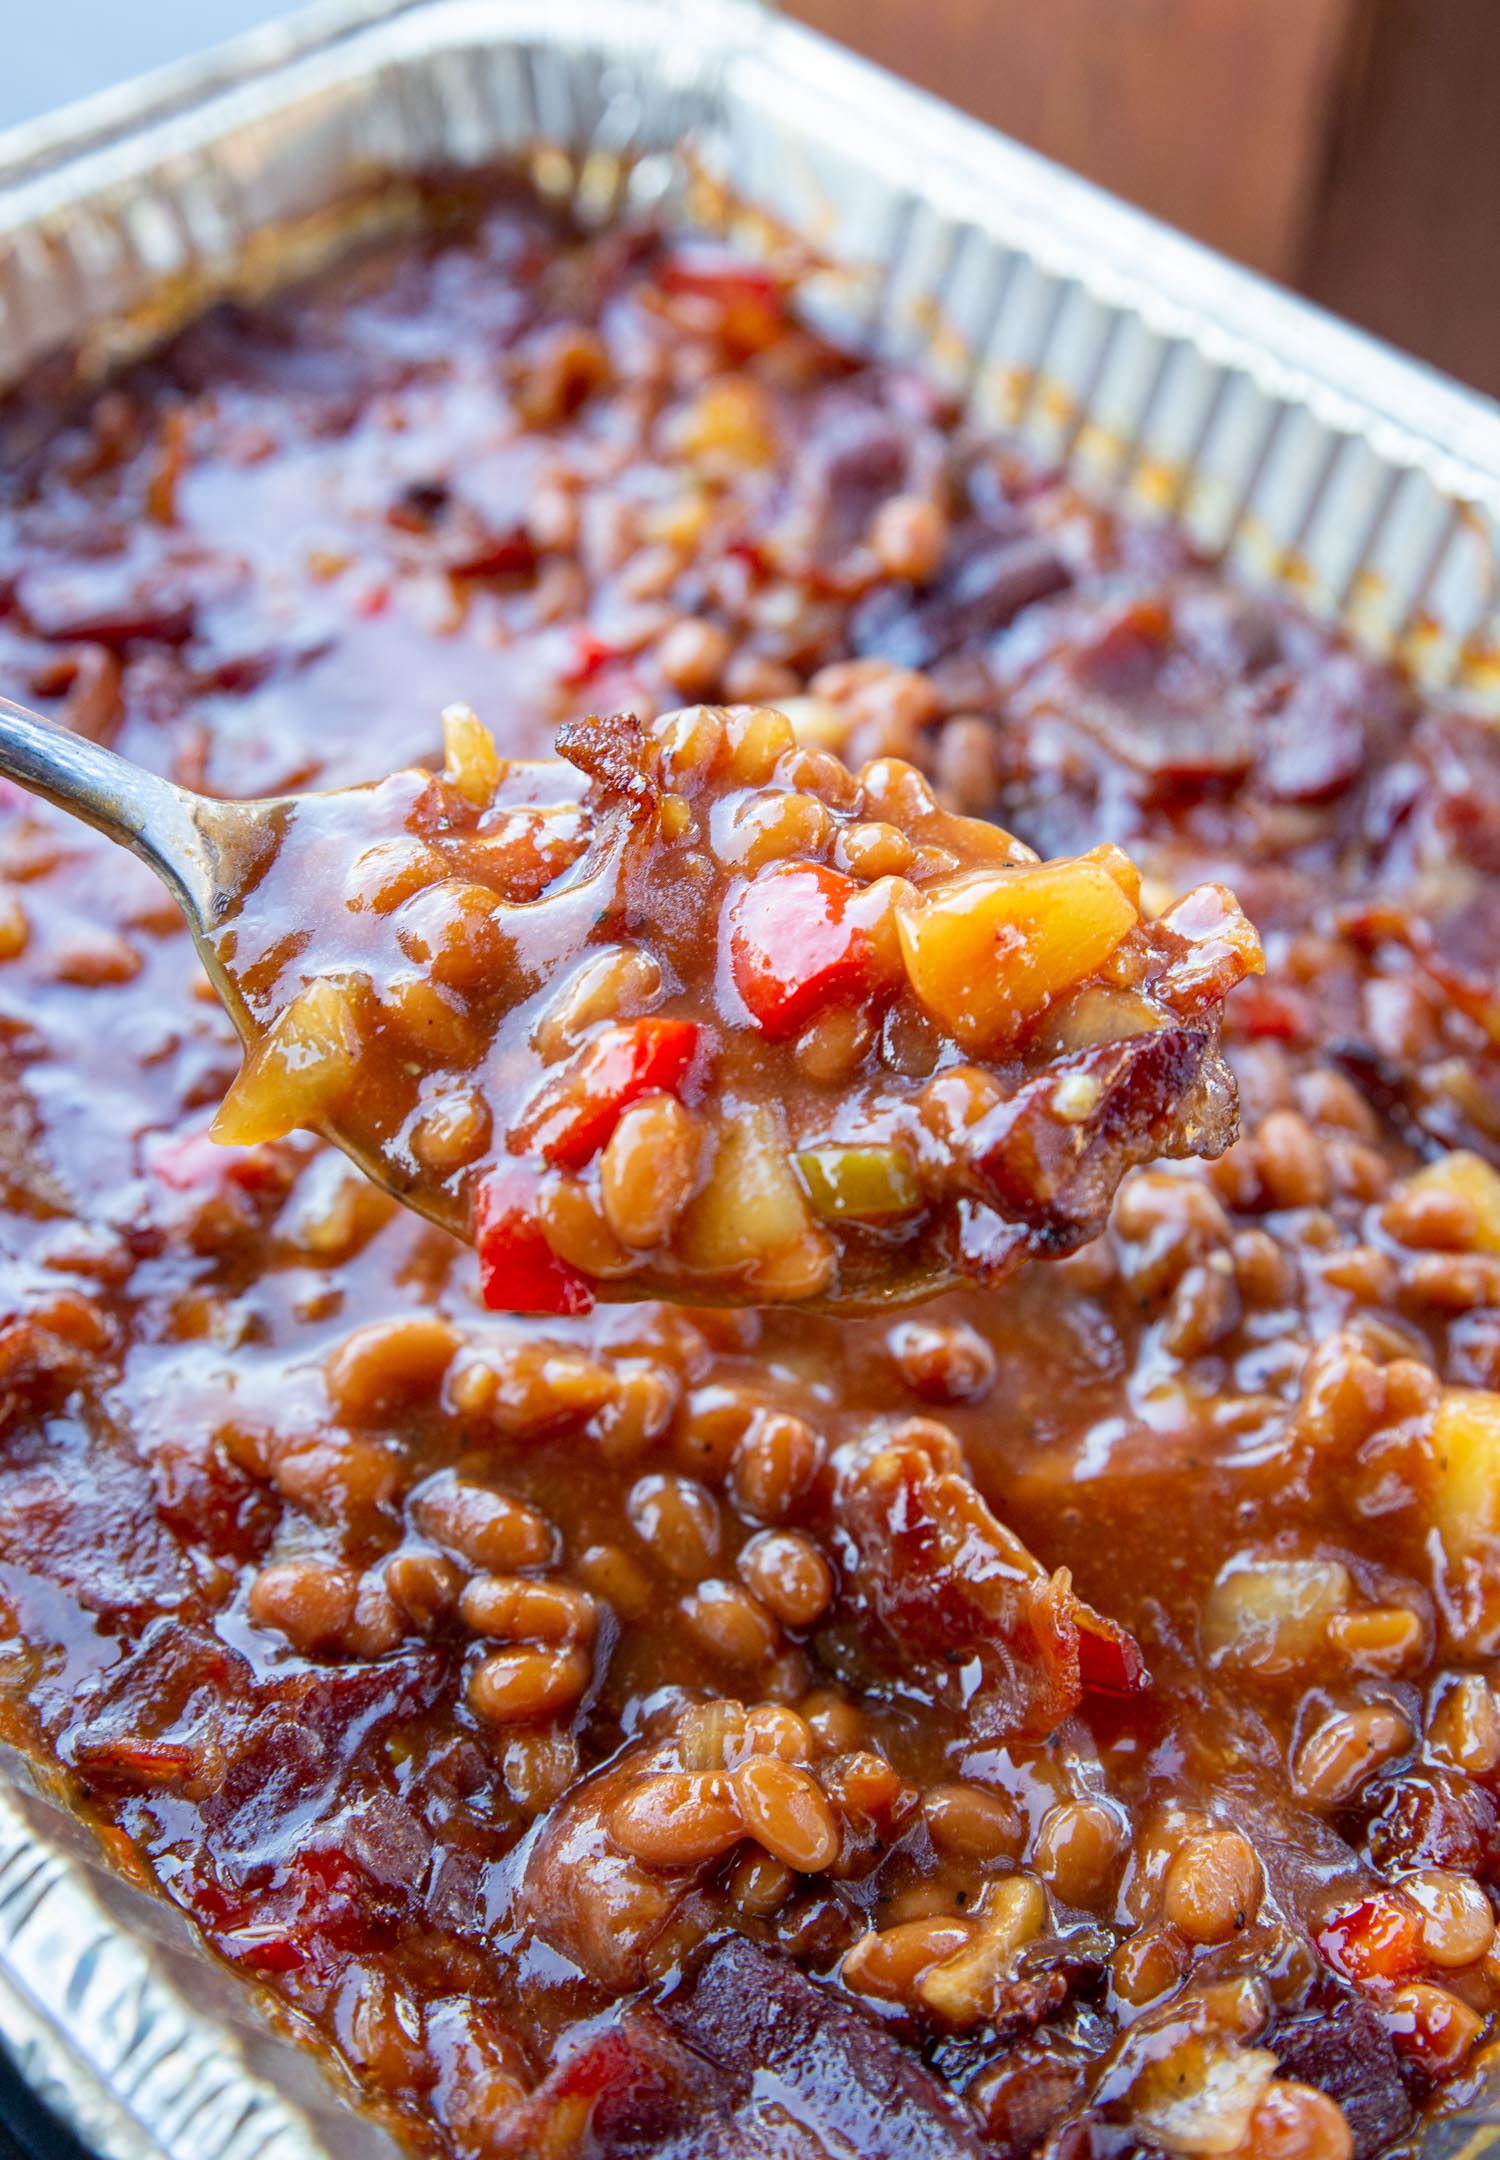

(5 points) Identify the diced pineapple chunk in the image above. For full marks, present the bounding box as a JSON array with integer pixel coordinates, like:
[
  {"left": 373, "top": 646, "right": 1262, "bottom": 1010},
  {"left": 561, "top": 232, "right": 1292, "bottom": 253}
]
[
  {"left": 441, "top": 701, "right": 502, "bottom": 809},
  {"left": 1431, "top": 1386, "right": 1500, "bottom": 1562},
  {"left": 896, "top": 861, "right": 1139, "bottom": 1052},
  {"left": 212, "top": 977, "right": 362, "bottom": 1146},
  {"left": 1402, "top": 1151, "right": 1500, "bottom": 1254},
  {"left": 678, "top": 1104, "right": 832, "bottom": 1292}
]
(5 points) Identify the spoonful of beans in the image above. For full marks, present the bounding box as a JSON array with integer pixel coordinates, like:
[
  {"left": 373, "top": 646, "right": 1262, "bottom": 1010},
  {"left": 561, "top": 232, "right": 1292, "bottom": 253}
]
[{"left": 0, "top": 692, "right": 1262, "bottom": 1313}]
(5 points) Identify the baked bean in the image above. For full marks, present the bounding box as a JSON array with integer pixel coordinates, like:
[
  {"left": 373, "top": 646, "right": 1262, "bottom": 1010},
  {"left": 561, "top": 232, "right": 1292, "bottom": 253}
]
[
  {"left": 1402, "top": 1868, "right": 1496, "bottom": 1967},
  {"left": 723, "top": 653, "right": 801, "bottom": 705},
  {"left": 1110, "top": 1924, "right": 1193, "bottom": 2007},
  {"left": 723, "top": 705, "right": 797, "bottom": 786},
  {"left": 592, "top": 1363, "right": 679, "bottom": 1465},
  {"left": 607, "top": 1771, "right": 743, "bottom": 1867},
  {"left": 1428, "top": 1675, "right": 1500, "bottom": 1775},
  {"left": 410, "top": 1085, "right": 491, "bottom": 1173},
  {"left": 53, "top": 930, "right": 142, "bottom": 986},
  {"left": 1384, "top": 1180, "right": 1480, "bottom": 1252},
  {"left": 337, "top": 1967, "right": 426, "bottom": 2090},
  {"left": 270, "top": 1433, "right": 400, "bottom": 1525},
  {"left": 1161, "top": 1829, "right": 1263, "bottom": 1943},
  {"left": 599, "top": 1095, "right": 701, "bottom": 1249},
  {"left": 1293, "top": 1705, "right": 1412, "bottom": 1805},
  {"left": 1161, "top": 1254, "right": 1241, "bottom": 1359},
  {"left": 736, "top": 1530, "right": 833, "bottom": 1629},
  {"left": 347, "top": 1576, "right": 405, "bottom": 1658},
  {"left": 821, "top": 1751, "right": 918, "bottom": 1839},
  {"left": 1031, "top": 1800, "right": 1125, "bottom": 1906},
  {"left": 889, "top": 1319, "right": 997, "bottom": 1405},
  {"left": 449, "top": 1341, "right": 615, "bottom": 1437},
  {"left": 714, "top": 788, "right": 831, "bottom": 874},
  {"left": 394, "top": 879, "right": 509, "bottom": 995},
  {"left": 385, "top": 1549, "right": 460, "bottom": 1632},
  {"left": 673, "top": 1385, "right": 754, "bottom": 1483},
  {"left": 1383, "top": 1981, "right": 1482, "bottom": 2074},
  {"left": 324, "top": 1315, "right": 460, "bottom": 1425},
  {"left": 1243, "top": 2082, "right": 1355, "bottom": 2160},
  {"left": 410, "top": 1471, "right": 556, "bottom": 1571},
  {"left": 923, "top": 1783, "right": 1025, "bottom": 1864},
  {"left": 742, "top": 1704, "right": 815, "bottom": 1761},
  {"left": 728, "top": 1848, "right": 796, "bottom": 1917},
  {"left": 793, "top": 1003, "right": 876, "bottom": 1085},
  {"left": 531, "top": 945, "right": 664, "bottom": 1063},
  {"left": 916, "top": 1874, "right": 1046, "bottom": 2026},
  {"left": 679, "top": 1580, "right": 781, "bottom": 1668},
  {"left": 627, "top": 1472, "right": 722, "bottom": 1578},
  {"left": 870, "top": 495, "right": 947, "bottom": 584},
  {"left": 656, "top": 618, "right": 733, "bottom": 697},
  {"left": 1113, "top": 1172, "right": 1232, "bottom": 1303},
  {"left": 459, "top": 1575, "right": 597, "bottom": 1644},
  {"left": 248, "top": 1559, "right": 357, "bottom": 1654},
  {"left": 346, "top": 836, "right": 448, "bottom": 913},
  {"left": 1326, "top": 1607, "right": 1423, "bottom": 1673},
  {"left": 834, "top": 821, "right": 915, "bottom": 881},
  {"left": 540, "top": 1176, "right": 634, "bottom": 1278},
  {"left": 734, "top": 1756, "right": 839, "bottom": 1873},
  {"left": 574, "top": 1541, "right": 654, "bottom": 1624},
  {"left": 1257, "top": 1110, "right": 1330, "bottom": 1210},
  {"left": 932, "top": 716, "right": 1001, "bottom": 818},
  {"left": 729, "top": 1410, "right": 824, "bottom": 1521},
  {"left": 842, "top": 1917, "right": 974, "bottom": 2003},
  {"left": 467, "top": 1645, "right": 591, "bottom": 1725},
  {"left": 801, "top": 1688, "right": 865, "bottom": 1756},
  {"left": 500, "top": 1726, "right": 579, "bottom": 1816}
]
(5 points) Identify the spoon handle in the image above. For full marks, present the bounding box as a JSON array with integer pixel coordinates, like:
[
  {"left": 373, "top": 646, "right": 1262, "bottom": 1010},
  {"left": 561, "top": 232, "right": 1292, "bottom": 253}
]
[{"left": 0, "top": 695, "right": 223, "bottom": 927}]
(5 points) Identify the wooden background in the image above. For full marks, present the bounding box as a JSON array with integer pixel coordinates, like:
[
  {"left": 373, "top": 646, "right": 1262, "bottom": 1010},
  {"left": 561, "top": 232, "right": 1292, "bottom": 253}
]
[{"left": 783, "top": 0, "right": 1500, "bottom": 399}]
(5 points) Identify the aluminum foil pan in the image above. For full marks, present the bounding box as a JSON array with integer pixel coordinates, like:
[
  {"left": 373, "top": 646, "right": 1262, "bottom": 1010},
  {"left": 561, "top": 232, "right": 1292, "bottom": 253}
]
[{"left": 4, "top": 3, "right": 1500, "bottom": 2156}]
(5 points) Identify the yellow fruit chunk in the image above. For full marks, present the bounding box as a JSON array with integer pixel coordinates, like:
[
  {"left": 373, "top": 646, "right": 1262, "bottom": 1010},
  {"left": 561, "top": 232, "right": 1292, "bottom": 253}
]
[
  {"left": 674, "top": 377, "right": 773, "bottom": 470},
  {"left": 441, "top": 701, "right": 502, "bottom": 809},
  {"left": 1404, "top": 1151, "right": 1500, "bottom": 1254},
  {"left": 678, "top": 1104, "right": 832, "bottom": 1294},
  {"left": 1433, "top": 1387, "right": 1500, "bottom": 1561},
  {"left": 896, "top": 861, "right": 1139, "bottom": 1052},
  {"left": 212, "top": 977, "right": 362, "bottom": 1146}
]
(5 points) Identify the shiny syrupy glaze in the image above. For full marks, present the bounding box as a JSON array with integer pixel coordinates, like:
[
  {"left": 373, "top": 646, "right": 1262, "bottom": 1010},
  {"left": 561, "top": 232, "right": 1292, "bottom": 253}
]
[{"left": 3, "top": 181, "right": 1500, "bottom": 2160}]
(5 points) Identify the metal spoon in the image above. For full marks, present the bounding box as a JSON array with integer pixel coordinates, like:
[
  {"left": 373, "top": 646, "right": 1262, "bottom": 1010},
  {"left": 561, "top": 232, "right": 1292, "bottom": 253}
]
[
  {"left": 0, "top": 691, "right": 615, "bottom": 1244},
  {"left": 0, "top": 691, "right": 276, "bottom": 1042}
]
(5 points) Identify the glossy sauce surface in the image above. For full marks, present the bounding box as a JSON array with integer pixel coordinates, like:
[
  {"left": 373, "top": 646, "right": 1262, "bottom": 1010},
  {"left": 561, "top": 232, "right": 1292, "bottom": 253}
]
[{"left": 2, "top": 185, "right": 1500, "bottom": 2160}]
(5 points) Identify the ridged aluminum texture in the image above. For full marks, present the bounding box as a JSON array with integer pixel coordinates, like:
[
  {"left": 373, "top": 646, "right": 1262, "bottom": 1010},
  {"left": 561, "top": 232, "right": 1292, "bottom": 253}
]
[{"left": 3, "top": 4, "right": 1500, "bottom": 2157}]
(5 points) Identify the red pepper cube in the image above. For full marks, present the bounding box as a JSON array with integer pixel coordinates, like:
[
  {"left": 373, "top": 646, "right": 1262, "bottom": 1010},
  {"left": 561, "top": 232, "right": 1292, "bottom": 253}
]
[
  {"left": 474, "top": 1164, "right": 594, "bottom": 1317},
  {"left": 1316, "top": 1893, "right": 1425, "bottom": 1988},
  {"left": 510, "top": 1018, "right": 703, "bottom": 1172},
  {"left": 725, "top": 863, "right": 874, "bottom": 1040}
]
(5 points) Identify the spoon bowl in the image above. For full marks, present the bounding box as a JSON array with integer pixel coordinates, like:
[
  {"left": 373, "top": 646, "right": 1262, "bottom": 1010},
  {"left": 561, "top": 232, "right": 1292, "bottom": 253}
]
[{"left": 0, "top": 693, "right": 1261, "bottom": 1315}]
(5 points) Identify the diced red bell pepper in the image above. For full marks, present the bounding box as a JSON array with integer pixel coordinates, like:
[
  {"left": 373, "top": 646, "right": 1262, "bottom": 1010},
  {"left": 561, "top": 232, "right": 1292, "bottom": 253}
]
[
  {"left": 658, "top": 246, "right": 782, "bottom": 308},
  {"left": 1231, "top": 984, "right": 1312, "bottom": 1043},
  {"left": 474, "top": 1164, "right": 594, "bottom": 1317},
  {"left": 726, "top": 863, "right": 873, "bottom": 1039},
  {"left": 147, "top": 1124, "right": 282, "bottom": 1193},
  {"left": 509, "top": 1018, "right": 703, "bottom": 1172},
  {"left": 561, "top": 627, "right": 626, "bottom": 687},
  {"left": 1317, "top": 1894, "right": 1425, "bottom": 1988}
]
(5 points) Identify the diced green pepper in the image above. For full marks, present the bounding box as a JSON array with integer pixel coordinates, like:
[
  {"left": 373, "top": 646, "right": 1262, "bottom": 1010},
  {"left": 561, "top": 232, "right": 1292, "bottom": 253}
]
[{"left": 794, "top": 1144, "right": 921, "bottom": 1222}]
